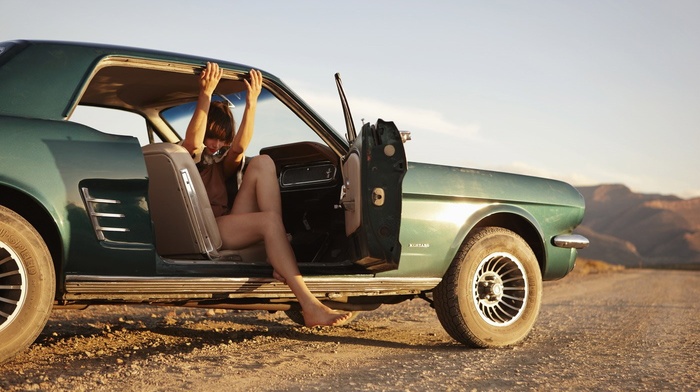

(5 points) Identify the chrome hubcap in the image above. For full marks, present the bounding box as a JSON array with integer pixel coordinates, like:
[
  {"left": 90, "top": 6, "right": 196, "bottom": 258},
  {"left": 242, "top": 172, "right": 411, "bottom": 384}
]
[
  {"left": 0, "top": 241, "right": 27, "bottom": 332},
  {"left": 472, "top": 252, "right": 528, "bottom": 327}
]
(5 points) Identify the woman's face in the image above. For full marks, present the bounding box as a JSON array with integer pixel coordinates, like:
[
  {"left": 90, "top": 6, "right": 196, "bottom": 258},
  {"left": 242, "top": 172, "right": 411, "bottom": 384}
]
[{"left": 204, "top": 138, "right": 228, "bottom": 154}]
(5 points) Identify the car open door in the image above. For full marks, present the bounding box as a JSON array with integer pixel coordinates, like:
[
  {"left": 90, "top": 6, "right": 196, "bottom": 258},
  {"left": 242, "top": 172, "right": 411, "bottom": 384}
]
[{"left": 340, "top": 119, "right": 407, "bottom": 272}]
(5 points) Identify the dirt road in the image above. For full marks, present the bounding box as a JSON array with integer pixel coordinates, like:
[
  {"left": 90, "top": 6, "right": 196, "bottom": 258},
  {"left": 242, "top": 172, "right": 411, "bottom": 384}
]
[{"left": 2, "top": 267, "right": 699, "bottom": 391}]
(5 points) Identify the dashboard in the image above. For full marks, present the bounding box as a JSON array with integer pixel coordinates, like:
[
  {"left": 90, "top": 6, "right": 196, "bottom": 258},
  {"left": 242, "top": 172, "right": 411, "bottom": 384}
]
[{"left": 260, "top": 142, "right": 340, "bottom": 191}]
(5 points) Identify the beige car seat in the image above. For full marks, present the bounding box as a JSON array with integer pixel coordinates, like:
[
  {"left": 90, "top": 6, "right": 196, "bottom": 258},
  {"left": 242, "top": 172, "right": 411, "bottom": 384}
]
[{"left": 142, "top": 143, "right": 265, "bottom": 262}]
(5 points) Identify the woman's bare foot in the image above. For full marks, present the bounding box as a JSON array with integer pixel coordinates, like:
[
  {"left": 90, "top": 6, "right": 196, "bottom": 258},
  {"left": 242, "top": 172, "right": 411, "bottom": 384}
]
[
  {"left": 272, "top": 270, "right": 286, "bottom": 284},
  {"left": 302, "top": 305, "right": 352, "bottom": 327}
]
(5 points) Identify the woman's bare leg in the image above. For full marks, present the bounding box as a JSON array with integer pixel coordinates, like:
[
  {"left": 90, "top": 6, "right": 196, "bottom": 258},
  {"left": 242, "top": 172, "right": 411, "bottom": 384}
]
[
  {"left": 231, "top": 155, "right": 287, "bottom": 281},
  {"left": 219, "top": 156, "right": 350, "bottom": 326},
  {"left": 230, "top": 155, "right": 281, "bottom": 215}
]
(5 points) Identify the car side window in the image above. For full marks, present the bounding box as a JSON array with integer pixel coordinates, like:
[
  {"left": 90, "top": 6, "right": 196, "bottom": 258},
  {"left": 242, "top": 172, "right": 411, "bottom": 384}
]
[
  {"left": 162, "top": 88, "right": 326, "bottom": 154},
  {"left": 68, "top": 105, "right": 158, "bottom": 146}
]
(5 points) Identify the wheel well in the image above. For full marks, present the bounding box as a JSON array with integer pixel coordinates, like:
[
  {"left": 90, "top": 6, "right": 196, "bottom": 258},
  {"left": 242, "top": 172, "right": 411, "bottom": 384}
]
[
  {"left": 0, "top": 186, "right": 63, "bottom": 293},
  {"left": 473, "top": 213, "right": 545, "bottom": 272}
]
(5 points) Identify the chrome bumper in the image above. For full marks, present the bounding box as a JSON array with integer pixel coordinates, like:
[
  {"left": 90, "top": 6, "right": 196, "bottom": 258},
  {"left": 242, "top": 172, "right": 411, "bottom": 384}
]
[{"left": 552, "top": 234, "right": 590, "bottom": 249}]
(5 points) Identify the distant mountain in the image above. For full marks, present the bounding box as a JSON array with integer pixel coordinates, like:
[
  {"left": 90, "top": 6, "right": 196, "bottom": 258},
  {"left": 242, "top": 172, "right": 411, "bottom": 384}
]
[{"left": 575, "top": 184, "right": 700, "bottom": 267}]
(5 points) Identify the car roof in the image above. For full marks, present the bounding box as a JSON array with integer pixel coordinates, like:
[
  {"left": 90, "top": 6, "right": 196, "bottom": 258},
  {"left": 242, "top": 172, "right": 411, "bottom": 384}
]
[{"left": 0, "top": 40, "right": 275, "bottom": 119}]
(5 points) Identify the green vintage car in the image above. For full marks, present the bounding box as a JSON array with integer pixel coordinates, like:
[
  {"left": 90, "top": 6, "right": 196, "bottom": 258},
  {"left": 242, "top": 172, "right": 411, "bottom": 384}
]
[{"left": 0, "top": 40, "right": 588, "bottom": 363}]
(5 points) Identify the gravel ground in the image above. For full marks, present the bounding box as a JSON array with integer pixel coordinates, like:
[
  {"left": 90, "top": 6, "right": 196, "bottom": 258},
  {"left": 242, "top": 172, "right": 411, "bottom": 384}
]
[{"left": 2, "top": 262, "right": 699, "bottom": 391}]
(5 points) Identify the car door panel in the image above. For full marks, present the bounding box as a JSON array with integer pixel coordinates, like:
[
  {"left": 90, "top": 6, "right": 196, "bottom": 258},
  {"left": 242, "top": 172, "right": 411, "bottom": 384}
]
[{"left": 341, "top": 119, "right": 406, "bottom": 272}]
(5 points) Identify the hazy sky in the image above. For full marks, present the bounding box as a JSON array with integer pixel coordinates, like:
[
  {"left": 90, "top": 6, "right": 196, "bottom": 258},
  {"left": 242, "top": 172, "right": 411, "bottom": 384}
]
[{"left": 3, "top": 1, "right": 699, "bottom": 198}]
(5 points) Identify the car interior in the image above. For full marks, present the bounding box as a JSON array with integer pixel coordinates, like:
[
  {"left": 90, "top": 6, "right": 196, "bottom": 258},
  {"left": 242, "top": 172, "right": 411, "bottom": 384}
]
[{"left": 72, "top": 58, "right": 358, "bottom": 270}]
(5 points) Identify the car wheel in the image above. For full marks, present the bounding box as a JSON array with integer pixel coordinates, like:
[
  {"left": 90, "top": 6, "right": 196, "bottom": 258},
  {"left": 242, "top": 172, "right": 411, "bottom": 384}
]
[
  {"left": 0, "top": 206, "right": 55, "bottom": 364},
  {"left": 433, "top": 226, "right": 542, "bottom": 348},
  {"left": 284, "top": 309, "right": 360, "bottom": 326}
]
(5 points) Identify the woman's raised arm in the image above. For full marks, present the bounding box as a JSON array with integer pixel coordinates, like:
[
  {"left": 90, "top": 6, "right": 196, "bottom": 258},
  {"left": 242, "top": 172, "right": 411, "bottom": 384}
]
[
  {"left": 182, "top": 62, "right": 223, "bottom": 156},
  {"left": 225, "top": 69, "right": 263, "bottom": 177}
]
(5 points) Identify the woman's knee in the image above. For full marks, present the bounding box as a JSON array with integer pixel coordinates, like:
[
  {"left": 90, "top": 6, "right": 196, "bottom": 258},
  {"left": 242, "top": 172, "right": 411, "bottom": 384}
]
[
  {"left": 247, "top": 155, "right": 276, "bottom": 175},
  {"left": 258, "top": 210, "right": 285, "bottom": 235}
]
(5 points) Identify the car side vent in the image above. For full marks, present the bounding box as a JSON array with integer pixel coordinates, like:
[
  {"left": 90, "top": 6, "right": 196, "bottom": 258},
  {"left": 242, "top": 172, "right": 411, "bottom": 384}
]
[{"left": 81, "top": 187, "right": 129, "bottom": 241}]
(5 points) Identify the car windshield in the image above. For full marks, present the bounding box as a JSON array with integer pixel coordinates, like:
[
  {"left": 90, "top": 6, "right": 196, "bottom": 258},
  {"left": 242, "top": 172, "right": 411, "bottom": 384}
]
[{"left": 161, "top": 88, "right": 327, "bottom": 156}]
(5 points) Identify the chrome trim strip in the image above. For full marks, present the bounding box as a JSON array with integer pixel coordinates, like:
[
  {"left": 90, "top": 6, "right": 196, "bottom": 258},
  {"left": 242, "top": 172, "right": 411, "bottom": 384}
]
[
  {"left": 553, "top": 234, "right": 590, "bottom": 249},
  {"left": 180, "top": 169, "right": 216, "bottom": 256},
  {"left": 64, "top": 275, "right": 442, "bottom": 300},
  {"left": 97, "top": 227, "right": 129, "bottom": 233},
  {"left": 92, "top": 212, "right": 125, "bottom": 218},
  {"left": 85, "top": 197, "right": 120, "bottom": 204},
  {"left": 81, "top": 187, "right": 130, "bottom": 241}
]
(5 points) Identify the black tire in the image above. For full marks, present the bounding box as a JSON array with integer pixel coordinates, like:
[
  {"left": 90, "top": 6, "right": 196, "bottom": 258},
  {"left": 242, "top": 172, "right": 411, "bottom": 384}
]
[
  {"left": 284, "top": 309, "right": 360, "bottom": 326},
  {"left": 0, "top": 206, "right": 55, "bottom": 364},
  {"left": 433, "top": 227, "right": 542, "bottom": 348}
]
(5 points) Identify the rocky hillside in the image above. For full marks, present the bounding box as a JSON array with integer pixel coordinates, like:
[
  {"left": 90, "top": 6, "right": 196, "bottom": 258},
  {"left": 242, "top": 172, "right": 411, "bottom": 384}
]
[{"left": 575, "top": 184, "right": 700, "bottom": 267}]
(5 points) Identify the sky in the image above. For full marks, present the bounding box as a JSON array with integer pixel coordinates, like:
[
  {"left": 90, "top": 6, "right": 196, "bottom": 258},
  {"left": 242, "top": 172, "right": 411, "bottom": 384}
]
[{"left": 3, "top": 0, "right": 699, "bottom": 198}]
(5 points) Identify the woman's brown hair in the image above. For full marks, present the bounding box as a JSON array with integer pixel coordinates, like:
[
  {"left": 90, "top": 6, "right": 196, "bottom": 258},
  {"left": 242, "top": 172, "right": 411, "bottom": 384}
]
[{"left": 205, "top": 101, "right": 236, "bottom": 143}]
